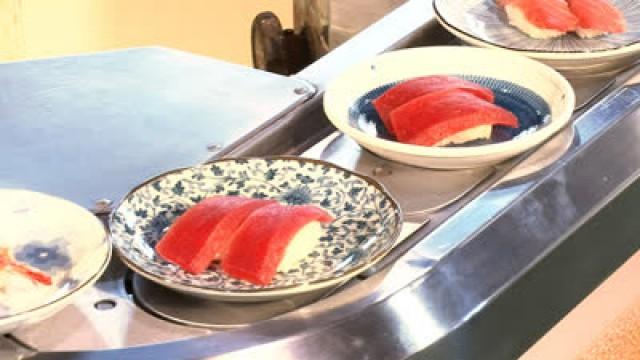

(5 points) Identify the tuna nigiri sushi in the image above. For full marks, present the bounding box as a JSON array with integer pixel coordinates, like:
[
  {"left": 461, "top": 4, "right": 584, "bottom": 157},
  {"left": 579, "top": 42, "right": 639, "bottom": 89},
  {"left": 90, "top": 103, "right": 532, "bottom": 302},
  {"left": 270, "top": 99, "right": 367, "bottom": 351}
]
[
  {"left": 567, "top": 0, "right": 627, "bottom": 38},
  {"left": 223, "top": 204, "right": 334, "bottom": 285},
  {"left": 390, "top": 89, "right": 519, "bottom": 147},
  {"left": 206, "top": 198, "right": 277, "bottom": 260},
  {"left": 499, "top": 0, "right": 579, "bottom": 39},
  {"left": 156, "top": 196, "right": 271, "bottom": 274},
  {"left": 372, "top": 76, "right": 495, "bottom": 136}
]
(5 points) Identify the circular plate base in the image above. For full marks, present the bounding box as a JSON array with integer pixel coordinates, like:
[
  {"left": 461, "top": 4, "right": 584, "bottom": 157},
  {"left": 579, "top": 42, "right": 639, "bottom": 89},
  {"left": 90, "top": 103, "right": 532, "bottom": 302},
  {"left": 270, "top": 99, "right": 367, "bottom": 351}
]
[{"left": 132, "top": 274, "right": 331, "bottom": 329}]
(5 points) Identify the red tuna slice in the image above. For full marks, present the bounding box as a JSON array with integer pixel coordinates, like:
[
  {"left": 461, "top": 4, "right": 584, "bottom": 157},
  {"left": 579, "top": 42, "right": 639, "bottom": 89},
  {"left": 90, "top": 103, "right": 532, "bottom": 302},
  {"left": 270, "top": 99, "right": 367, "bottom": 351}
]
[
  {"left": 222, "top": 203, "right": 334, "bottom": 286},
  {"left": 504, "top": 0, "right": 578, "bottom": 32},
  {"left": 567, "top": 0, "right": 627, "bottom": 35},
  {"left": 207, "top": 198, "right": 277, "bottom": 261},
  {"left": 371, "top": 76, "right": 495, "bottom": 136},
  {"left": 155, "top": 196, "right": 256, "bottom": 274},
  {"left": 390, "top": 89, "right": 519, "bottom": 147}
]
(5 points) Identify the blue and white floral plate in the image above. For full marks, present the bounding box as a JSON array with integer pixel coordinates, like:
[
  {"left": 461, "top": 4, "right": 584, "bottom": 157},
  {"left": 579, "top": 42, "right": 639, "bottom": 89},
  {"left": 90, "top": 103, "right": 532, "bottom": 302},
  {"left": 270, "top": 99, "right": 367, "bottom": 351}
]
[
  {"left": 434, "top": 0, "right": 640, "bottom": 77},
  {"left": 324, "top": 46, "right": 575, "bottom": 169},
  {"left": 0, "top": 189, "right": 111, "bottom": 333},
  {"left": 109, "top": 157, "right": 402, "bottom": 302}
]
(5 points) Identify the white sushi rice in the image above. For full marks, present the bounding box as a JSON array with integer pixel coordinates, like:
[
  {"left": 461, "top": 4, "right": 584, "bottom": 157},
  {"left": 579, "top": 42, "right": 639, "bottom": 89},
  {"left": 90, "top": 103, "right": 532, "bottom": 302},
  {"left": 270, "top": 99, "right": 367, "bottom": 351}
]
[
  {"left": 576, "top": 28, "right": 609, "bottom": 38},
  {"left": 505, "top": 5, "right": 566, "bottom": 39},
  {"left": 277, "top": 221, "right": 322, "bottom": 272},
  {"left": 434, "top": 125, "right": 493, "bottom": 147}
]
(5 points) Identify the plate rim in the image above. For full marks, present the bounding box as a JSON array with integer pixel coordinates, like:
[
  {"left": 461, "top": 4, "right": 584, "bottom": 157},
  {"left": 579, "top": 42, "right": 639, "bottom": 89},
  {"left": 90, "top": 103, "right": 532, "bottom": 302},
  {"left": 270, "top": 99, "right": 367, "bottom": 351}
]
[
  {"left": 432, "top": 0, "right": 640, "bottom": 60},
  {"left": 323, "top": 46, "right": 576, "bottom": 162},
  {"left": 109, "top": 156, "right": 404, "bottom": 299},
  {"left": 0, "top": 242, "right": 112, "bottom": 329},
  {"left": 0, "top": 189, "right": 111, "bottom": 321}
]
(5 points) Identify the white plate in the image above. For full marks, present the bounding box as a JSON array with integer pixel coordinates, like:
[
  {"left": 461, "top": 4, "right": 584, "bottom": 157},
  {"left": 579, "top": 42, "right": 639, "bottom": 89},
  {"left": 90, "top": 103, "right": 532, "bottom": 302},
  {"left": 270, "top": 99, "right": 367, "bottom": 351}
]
[
  {"left": 109, "top": 157, "right": 402, "bottom": 302},
  {"left": 434, "top": 0, "right": 640, "bottom": 77},
  {"left": 323, "top": 46, "right": 575, "bottom": 169},
  {"left": 0, "top": 189, "right": 111, "bottom": 333}
]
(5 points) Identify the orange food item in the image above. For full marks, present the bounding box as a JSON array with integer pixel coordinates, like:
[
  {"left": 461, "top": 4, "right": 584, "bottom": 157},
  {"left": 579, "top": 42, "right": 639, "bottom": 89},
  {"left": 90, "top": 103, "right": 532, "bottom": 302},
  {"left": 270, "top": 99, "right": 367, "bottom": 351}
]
[{"left": 0, "top": 248, "right": 52, "bottom": 286}]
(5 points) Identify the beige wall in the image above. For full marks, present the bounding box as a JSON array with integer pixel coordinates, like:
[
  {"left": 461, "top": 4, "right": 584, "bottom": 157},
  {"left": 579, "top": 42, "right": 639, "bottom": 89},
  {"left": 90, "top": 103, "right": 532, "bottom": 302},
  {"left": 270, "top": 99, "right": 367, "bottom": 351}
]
[{"left": 0, "top": 0, "right": 292, "bottom": 65}]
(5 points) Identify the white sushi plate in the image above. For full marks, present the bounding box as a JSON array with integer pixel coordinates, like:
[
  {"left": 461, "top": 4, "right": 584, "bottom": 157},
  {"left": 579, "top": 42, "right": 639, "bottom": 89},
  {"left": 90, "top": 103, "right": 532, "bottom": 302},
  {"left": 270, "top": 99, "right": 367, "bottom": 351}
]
[
  {"left": 109, "top": 157, "right": 402, "bottom": 302},
  {"left": 0, "top": 189, "right": 111, "bottom": 334},
  {"left": 433, "top": 0, "right": 640, "bottom": 77},
  {"left": 323, "top": 46, "right": 575, "bottom": 169}
]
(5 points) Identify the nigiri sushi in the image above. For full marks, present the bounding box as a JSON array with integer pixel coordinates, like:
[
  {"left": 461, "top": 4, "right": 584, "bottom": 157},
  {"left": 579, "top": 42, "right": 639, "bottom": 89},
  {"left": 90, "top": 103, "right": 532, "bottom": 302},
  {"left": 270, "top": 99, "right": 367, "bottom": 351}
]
[
  {"left": 372, "top": 76, "right": 495, "bottom": 136},
  {"left": 499, "top": 0, "right": 579, "bottom": 39},
  {"left": 156, "top": 196, "right": 271, "bottom": 274},
  {"left": 206, "top": 198, "right": 277, "bottom": 261},
  {"left": 390, "top": 89, "right": 519, "bottom": 147},
  {"left": 223, "top": 203, "right": 334, "bottom": 285},
  {"left": 567, "top": 0, "right": 627, "bottom": 38}
]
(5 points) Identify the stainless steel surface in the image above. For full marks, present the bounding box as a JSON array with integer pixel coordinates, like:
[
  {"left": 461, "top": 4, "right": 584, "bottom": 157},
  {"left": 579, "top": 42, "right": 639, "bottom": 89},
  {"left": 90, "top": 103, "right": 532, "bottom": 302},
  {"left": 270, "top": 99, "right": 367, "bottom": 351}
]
[
  {"left": 0, "top": 47, "right": 314, "bottom": 210},
  {"left": 305, "top": 133, "right": 494, "bottom": 221},
  {"left": 12, "top": 258, "right": 209, "bottom": 352},
  {"left": 571, "top": 76, "right": 615, "bottom": 110},
  {"left": 133, "top": 275, "right": 331, "bottom": 329},
  {"left": 5, "top": 2, "right": 640, "bottom": 359},
  {"left": 0, "top": 336, "right": 33, "bottom": 360}
]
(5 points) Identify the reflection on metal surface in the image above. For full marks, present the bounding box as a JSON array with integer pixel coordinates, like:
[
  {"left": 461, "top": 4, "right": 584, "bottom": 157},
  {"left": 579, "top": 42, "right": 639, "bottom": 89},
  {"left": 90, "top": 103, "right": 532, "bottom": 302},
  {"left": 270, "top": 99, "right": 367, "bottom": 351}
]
[
  {"left": 0, "top": 48, "right": 315, "bottom": 210},
  {"left": 12, "top": 259, "right": 209, "bottom": 351},
  {"left": 570, "top": 76, "right": 615, "bottom": 111},
  {"left": 574, "top": 86, "right": 640, "bottom": 145},
  {"left": 500, "top": 125, "right": 576, "bottom": 184},
  {"left": 133, "top": 275, "right": 331, "bottom": 329},
  {"left": 307, "top": 133, "right": 494, "bottom": 219}
]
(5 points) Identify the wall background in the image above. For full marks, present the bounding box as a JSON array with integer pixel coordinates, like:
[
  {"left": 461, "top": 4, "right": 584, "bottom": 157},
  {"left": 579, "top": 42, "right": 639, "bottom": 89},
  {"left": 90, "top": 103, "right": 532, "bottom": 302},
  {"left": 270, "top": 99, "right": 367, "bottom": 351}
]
[{"left": 0, "top": 0, "right": 292, "bottom": 65}]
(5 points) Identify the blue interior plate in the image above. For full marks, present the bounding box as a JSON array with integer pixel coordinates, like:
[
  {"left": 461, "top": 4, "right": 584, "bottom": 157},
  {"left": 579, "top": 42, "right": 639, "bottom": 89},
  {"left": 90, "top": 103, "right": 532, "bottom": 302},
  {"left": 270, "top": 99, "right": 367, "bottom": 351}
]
[{"left": 348, "top": 75, "right": 551, "bottom": 147}]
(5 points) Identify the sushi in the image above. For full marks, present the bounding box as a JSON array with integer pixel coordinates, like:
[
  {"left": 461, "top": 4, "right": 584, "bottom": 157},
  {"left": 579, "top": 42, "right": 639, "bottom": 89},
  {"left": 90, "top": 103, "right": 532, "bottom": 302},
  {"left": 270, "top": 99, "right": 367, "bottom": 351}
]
[
  {"left": 155, "top": 196, "right": 269, "bottom": 274},
  {"left": 206, "top": 198, "right": 277, "bottom": 261},
  {"left": 390, "top": 89, "right": 519, "bottom": 147},
  {"left": 222, "top": 204, "right": 334, "bottom": 286},
  {"left": 567, "top": 0, "right": 627, "bottom": 38},
  {"left": 499, "top": 0, "right": 579, "bottom": 39},
  {"left": 155, "top": 195, "right": 334, "bottom": 285},
  {"left": 372, "top": 76, "right": 495, "bottom": 136}
]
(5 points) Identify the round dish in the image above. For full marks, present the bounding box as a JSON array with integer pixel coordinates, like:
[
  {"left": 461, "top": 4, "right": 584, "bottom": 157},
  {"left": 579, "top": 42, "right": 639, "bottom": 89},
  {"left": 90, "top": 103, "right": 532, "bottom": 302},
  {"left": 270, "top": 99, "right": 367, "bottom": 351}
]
[
  {"left": 323, "top": 46, "right": 575, "bottom": 169},
  {"left": 0, "top": 189, "right": 111, "bottom": 333},
  {"left": 109, "top": 157, "right": 402, "bottom": 302},
  {"left": 433, "top": 0, "right": 640, "bottom": 77}
]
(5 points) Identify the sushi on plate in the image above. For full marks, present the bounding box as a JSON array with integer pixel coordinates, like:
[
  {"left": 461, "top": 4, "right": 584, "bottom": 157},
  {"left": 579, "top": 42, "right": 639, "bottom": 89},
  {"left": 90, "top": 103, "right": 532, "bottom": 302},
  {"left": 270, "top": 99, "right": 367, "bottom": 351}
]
[
  {"left": 372, "top": 75, "right": 495, "bottom": 136},
  {"left": 566, "top": 0, "right": 627, "bottom": 38},
  {"left": 498, "top": 0, "right": 579, "bottom": 39},
  {"left": 155, "top": 196, "right": 274, "bottom": 274},
  {"left": 389, "top": 89, "right": 519, "bottom": 147},
  {"left": 155, "top": 195, "right": 334, "bottom": 285},
  {"left": 223, "top": 203, "right": 334, "bottom": 285}
]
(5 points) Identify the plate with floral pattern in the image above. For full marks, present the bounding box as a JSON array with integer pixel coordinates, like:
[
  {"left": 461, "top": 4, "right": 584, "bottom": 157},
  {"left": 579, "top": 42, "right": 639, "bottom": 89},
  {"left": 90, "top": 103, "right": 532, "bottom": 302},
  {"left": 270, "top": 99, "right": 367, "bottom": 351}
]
[
  {"left": 0, "top": 189, "right": 111, "bottom": 333},
  {"left": 109, "top": 157, "right": 402, "bottom": 302},
  {"left": 434, "top": 0, "right": 640, "bottom": 76}
]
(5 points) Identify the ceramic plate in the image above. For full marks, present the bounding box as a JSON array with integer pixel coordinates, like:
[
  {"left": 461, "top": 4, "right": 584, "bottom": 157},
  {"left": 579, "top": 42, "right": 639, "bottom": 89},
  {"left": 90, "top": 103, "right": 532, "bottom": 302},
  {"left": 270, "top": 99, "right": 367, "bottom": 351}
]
[
  {"left": 434, "top": 0, "right": 640, "bottom": 76},
  {"left": 323, "top": 46, "right": 575, "bottom": 169},
  {"left": 0, "top": 189, "right": 111, "bottom": 333},
  {"left": 109, "top": 157, "right": 402, "bottom": 302}
]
